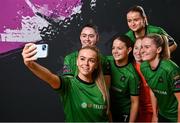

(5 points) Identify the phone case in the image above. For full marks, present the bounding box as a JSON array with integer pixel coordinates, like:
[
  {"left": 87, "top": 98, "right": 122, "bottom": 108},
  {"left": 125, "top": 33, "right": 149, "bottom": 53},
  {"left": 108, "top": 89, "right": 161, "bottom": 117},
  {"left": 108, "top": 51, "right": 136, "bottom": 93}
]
[{"left": 34, "top": 44, "right": 48, "bottom": 58}]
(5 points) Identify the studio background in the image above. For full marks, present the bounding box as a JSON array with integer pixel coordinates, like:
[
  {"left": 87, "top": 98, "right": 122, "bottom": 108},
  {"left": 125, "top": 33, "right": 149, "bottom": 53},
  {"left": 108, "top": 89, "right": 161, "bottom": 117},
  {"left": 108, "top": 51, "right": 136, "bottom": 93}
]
[{"left": 0, "top": 0, "right": 179, "bottom": 121}]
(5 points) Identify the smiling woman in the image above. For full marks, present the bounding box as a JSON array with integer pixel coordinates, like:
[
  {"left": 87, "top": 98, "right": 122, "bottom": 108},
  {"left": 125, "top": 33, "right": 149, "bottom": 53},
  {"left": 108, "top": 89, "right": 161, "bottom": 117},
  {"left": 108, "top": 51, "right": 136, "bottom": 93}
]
[
  {"left": 140, "top": 34, "right": 180, "bottom": 122},
  {"left": 21, "top": 43, "right": 110, "bottom": 122},
  {"left": 107, "top": 35, "right": 140, "bottom": 122},
  {"left": 125, "top": 5, "right": 177, "bottom": 53},
  {"left": 77, "top": 48, "right": 98, "bottom": 79}
]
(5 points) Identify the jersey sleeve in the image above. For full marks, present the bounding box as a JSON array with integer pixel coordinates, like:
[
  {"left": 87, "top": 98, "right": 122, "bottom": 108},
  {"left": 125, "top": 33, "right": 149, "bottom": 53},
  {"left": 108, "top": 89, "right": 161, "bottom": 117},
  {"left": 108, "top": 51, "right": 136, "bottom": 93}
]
[
  {"left": 54, "top": 76, "right": 71, "bottom": 98},
  {"left": 100, "top": 55, "right": 111, "bottom": 75},
  {"left": 63, "top": 56, "right": 72, "bottom": 75},
  {"left": 63, "top": 52, "right": 78, "bottom": 77},
  {"left": 157, "top": 27, "right": 176, "bottom": 47},
  {"left": 125, "top": 30, "right": 136, "bottom": 44},
  {"left": 170, "top": 66, "right": 180, "bottom": 92}
]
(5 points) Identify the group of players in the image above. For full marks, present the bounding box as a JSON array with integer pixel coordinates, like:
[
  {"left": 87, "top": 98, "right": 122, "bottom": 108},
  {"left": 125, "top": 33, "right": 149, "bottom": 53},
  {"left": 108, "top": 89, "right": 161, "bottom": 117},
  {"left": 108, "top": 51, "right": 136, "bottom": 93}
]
[{"left": 21, "top": 5, "right": 180, "bottom": 122}]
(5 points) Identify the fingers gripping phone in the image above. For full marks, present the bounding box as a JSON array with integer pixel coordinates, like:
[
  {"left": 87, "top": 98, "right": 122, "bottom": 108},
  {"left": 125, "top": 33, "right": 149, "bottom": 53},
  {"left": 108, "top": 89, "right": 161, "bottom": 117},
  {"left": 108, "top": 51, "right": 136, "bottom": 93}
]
[{"left": 34, "top": 44, "right": 48, "bottom": 58}]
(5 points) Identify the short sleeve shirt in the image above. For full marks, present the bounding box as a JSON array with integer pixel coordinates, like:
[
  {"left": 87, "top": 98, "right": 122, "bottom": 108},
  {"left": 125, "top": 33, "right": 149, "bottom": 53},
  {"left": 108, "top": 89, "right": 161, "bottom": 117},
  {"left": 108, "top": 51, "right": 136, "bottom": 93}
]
[
  {"left": 108, "top": 56, "right": 140, "bottom": 114},
  {"left": 55, "top": 76, "right": 109, "bottom": 122},
  {"left": 140, "top": 60, "right": 180, "bottom": 122}
]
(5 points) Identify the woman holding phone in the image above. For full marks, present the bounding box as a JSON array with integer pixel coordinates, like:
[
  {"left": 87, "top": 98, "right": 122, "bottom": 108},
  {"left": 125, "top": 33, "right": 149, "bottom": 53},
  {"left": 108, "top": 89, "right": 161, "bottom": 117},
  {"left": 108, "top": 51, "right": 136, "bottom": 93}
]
[{"left": 22, "top": 44, "right": 110, "bottom": 122}]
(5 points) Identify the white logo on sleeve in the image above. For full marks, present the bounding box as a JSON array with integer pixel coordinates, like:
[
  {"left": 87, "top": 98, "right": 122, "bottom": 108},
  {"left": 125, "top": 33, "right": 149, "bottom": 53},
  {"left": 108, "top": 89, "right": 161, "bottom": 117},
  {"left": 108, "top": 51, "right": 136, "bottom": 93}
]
[{"left": 81, "top": 102, "right": 87, "bottom": 108}]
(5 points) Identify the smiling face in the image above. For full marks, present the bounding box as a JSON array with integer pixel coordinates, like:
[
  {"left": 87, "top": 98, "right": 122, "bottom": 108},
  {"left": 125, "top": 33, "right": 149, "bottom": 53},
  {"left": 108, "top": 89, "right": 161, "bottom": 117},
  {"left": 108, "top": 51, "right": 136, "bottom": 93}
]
[
  {"left": 127, "top": 11, "right": 146, "bottom": 32},
  {"left": 112, "top": 39, "right": 131, "bottom": 62},
  {"left": 140, "top": 37, "right": 160, "bottom": 62},
  {"left": 133, "top": 38, "right": 142, "bottom": 63},
  {"left": 77, "top": 48, "right": 98, "bottom": 79},
  {"left": 80, "top": 27, "right": 99, "bottom": 47}
]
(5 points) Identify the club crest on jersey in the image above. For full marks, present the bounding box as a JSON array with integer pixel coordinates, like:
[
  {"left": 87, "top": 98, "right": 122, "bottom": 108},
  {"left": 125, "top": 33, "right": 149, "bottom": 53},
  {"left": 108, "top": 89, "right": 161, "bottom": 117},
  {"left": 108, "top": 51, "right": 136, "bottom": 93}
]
[
  {"left": 120, "top": 76, "right": 126, "bottom": 81},
  {"left": 158, "top": 77, "right": 163, "bottom": 83},
  {"left": 63, "top": 65, "right": 71, "bottom": 73},
  {"left": 81, "top": 102, "right": 88, "bottom": 108}
]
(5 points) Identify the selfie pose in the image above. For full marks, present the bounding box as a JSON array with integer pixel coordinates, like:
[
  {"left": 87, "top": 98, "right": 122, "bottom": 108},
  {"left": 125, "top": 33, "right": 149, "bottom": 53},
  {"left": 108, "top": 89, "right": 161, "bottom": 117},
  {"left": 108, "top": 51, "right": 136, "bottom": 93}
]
[{"left": 22, "top": 44, "right": 110, "bottom": 122}]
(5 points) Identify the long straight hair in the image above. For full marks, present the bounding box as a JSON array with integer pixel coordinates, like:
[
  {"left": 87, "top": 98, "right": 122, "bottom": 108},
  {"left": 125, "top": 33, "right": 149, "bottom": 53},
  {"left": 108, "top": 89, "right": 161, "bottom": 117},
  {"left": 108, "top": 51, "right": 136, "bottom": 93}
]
[{"left": 78, "top": 46, "right": 110, "bottom": 114}]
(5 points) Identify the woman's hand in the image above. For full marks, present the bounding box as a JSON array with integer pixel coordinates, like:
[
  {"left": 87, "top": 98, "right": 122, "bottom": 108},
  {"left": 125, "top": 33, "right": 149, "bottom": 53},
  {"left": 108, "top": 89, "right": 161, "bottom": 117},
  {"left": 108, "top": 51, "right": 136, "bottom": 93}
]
[{"left": 22, "top": 43, "right": 37, "bottom": 66}]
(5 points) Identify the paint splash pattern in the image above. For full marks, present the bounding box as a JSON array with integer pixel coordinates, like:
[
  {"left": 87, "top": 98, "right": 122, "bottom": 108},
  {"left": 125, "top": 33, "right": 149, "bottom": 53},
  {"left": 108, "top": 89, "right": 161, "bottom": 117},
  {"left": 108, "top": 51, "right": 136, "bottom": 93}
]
[{"left": 0, "top": 0, "right": 84, "bottom": 42}]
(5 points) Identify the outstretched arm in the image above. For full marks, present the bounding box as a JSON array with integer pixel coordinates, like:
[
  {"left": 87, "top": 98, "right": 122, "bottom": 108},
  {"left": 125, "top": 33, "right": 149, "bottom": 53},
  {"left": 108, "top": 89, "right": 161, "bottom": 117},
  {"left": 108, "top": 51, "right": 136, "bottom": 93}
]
[{"left": 22, "top": 43, "right": 60, "bottom": 89}]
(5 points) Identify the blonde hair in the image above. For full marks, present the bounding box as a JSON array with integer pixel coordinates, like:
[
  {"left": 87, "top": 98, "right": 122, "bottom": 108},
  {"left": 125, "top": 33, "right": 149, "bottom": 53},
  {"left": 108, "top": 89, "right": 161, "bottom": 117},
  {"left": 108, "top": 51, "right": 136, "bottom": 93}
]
[
  {"left": 78, "top": 46, "right": 110, "bottom": 114},
  {"left": 145, "top": 33, "right": 170, "bottom": 60}
]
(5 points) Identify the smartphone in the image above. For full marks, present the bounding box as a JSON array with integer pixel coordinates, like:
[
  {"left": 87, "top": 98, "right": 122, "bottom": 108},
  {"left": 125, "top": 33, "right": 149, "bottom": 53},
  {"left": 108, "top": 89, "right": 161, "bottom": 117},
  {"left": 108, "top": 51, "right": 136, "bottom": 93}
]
[{"left": 34, "top": 44, "right": 48, "bottom": 58}]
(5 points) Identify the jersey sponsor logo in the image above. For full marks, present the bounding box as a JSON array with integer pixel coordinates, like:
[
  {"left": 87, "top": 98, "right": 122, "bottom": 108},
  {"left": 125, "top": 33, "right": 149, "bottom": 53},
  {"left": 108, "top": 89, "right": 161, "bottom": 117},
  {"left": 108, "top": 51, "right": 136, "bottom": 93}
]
[
  {"left": 153, "top": 89, "right": 167, "bottom": 95},
  {"left": 81, "top": 102, "right": 107, "bottom": 110}
]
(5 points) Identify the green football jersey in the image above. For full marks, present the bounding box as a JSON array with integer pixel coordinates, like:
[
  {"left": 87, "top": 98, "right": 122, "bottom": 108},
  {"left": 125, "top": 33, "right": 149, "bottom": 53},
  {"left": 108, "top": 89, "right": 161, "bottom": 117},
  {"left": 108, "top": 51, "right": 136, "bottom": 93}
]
[
  {"left": 141, "top": 60, "right": 180, "bottom": 122},
  {"left": 108, "top": 56, "right": 140, "bottom": 114},
  {"left": 55, "top": 76, "right": 109, "bottom": 122},
  {"left": 63, "top": 51, "right": 78, "bottom": 76},
  {"left": 63, "top": 51, "right": 110, "bottom": 76},
  {"left": 126, "top": 25, "right": 170, "bottom": 44}
]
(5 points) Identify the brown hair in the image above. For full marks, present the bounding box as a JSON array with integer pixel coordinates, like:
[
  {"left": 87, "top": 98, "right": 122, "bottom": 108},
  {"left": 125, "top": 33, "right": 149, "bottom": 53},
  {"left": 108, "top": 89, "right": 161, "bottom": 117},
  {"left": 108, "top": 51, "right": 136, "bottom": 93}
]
[
  {"left": 80, "top": 23, "right": 99, "bottom": 35},
  {"left": 80, "top": 23, "right": 99, "bottom": 38},
  {"left": 112, "top": 35, "right": 134, "bottom": 62},
  {"left": 127, "top": 5, "right": 148, "bottom": 25}
]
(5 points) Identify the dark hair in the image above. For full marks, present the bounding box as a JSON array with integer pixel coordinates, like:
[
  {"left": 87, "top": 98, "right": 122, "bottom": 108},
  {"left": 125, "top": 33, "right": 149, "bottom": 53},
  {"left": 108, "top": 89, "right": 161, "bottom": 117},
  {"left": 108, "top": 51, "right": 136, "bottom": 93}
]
[
  {"left": 80, "top": 23, "right": 99, "bottom": 35},
  {"left": 145, "top": 33, "right": 170, "bottom": 60},
  {"left": 112, "top": 34, "right": 133, "bottom": 48},
  {"left": 127, "top": 5, "right": 148, "bottom": 25},
  {"left": 112, "top": 35, "right": 134, "bottom": 62},
  {"left": 79, "top": 23, "right": 99, "bottom": 43}
]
